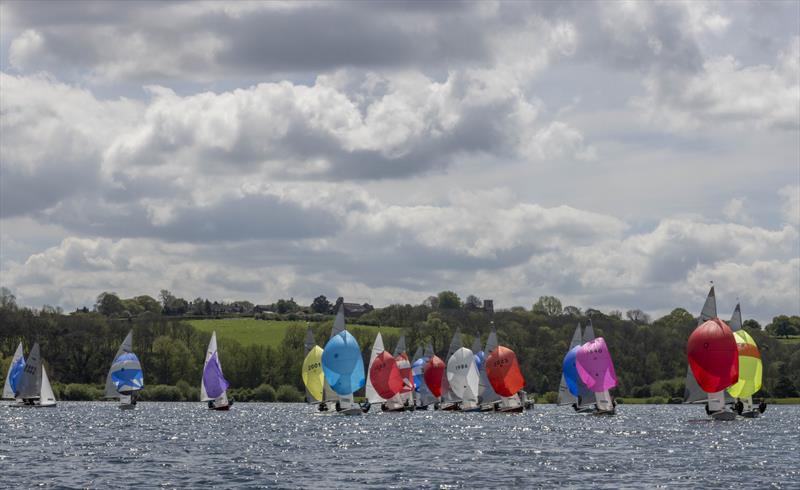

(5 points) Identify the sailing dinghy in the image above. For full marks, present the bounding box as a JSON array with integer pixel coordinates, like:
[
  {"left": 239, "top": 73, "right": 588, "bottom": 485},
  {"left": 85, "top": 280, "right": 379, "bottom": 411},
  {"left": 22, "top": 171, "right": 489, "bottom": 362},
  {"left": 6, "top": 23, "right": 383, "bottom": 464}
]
[
  {"left": 559, "top": 324, "right": 595, "bottom": 413},
  {"left": 411, "top": 346, "right": 436, "bottom": 409},
  {"left": 726, "top": 303, "right": 766, "bottom": 417},
  {"left": 575, "top": 334, "right": 618, "bottom": 416},
  {"left": 423, "top": 345, "right": 445, "bottom": 409},
  {"left": 2, "top": 342, "right": 25, "bottom": 406},
  {"left": 15, "top": 343, "right": 56, "bottom": 408},
  {"left": 686, "top": 285, "right": 739, "bottom": 421},
  {"left": 441, "top": 329, "right": 480, "bottom": 412},
  {"left": 202, "top": 331, "right": 232, "bottom": 410},
  {"left": 484, "top": 328, "right": 526, "bottom": 413},
  {"left": 303, "top": 326, "right": 326, "bottom": 410},
  {"left": 320, "top": 303, "right": 365, "bottom": 415},
  {"left": 105, "top": 330, "right": 144, "bottom": 410},
  {"left": 383, "top": 335, "right": 415, "bottom": 412}
]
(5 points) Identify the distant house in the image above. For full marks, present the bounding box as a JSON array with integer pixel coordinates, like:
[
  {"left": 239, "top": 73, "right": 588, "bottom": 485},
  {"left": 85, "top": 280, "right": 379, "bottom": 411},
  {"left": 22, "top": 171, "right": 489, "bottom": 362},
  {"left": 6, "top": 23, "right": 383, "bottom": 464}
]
[
  {"left": 343, "top": 302, "right": 373, "bottom": 318},
  {"left": 253, "top": 305, "right": 273, "bottom": 314},
  {"left": 483, "top": 299, "right": 494, "bottom": 313}
]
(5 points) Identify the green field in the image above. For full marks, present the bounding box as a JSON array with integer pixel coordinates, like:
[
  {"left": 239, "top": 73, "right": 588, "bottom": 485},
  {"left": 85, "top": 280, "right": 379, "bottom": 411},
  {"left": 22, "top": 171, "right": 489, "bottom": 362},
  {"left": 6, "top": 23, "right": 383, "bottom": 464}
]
[
  {"left": 188, "top": 318, "right": 400, "bottom": 348},
  {"left": 777, "top": 336, "right": 800, "bottom": 345}
]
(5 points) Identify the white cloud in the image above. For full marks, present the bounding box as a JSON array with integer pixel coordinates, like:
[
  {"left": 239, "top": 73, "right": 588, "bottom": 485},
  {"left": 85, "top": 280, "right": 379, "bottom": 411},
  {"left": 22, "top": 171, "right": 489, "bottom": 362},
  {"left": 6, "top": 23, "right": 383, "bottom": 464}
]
[{"left": 779, "top": 185, "right": 800, "bottom": 226}]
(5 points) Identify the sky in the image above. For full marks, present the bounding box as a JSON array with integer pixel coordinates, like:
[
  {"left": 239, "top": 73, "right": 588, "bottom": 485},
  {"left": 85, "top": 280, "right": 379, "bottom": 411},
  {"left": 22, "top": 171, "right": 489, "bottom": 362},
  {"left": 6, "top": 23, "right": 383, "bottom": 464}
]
[{"left": 0, "top": 1, "right": 798, "bottom": 323}]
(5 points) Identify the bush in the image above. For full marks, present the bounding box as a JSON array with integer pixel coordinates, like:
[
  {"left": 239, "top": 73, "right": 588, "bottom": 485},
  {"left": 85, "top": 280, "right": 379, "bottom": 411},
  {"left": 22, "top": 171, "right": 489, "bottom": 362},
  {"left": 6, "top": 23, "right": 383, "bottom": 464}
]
[
  {"left": 252, "top": 384, "right": 277, "bottom": 402},
  {"left": 176, "top": 380, "right": 198, "bottom": 401},
  {"left": 62, "top": 383, "right": 103, "bottom": 401},
  {"left": 140, "top": 384, "right": 183, "bottom": 401},
  {"left": 631, "top": 385, "right": 651, "bottom": 398},
  {"left": 537, "top": 391, "right": 558, "bottom": 404},
  {"left": 276, "top": 384, "right": 304, "bottom": 402}
]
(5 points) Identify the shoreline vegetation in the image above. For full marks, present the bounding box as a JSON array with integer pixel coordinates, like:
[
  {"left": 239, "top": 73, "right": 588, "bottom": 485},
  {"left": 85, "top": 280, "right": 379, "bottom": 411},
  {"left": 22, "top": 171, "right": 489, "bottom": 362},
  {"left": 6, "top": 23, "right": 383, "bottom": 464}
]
[{"left": 2, "top": 289, "right": 799, "bottom": 404}]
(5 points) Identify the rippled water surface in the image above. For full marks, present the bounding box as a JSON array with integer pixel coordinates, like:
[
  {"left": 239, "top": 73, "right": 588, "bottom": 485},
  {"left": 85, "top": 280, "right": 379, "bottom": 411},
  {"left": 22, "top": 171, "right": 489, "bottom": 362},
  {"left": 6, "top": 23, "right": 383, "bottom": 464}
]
[{"left": 1, "top": 403, "right": 798, "bottom": 488}]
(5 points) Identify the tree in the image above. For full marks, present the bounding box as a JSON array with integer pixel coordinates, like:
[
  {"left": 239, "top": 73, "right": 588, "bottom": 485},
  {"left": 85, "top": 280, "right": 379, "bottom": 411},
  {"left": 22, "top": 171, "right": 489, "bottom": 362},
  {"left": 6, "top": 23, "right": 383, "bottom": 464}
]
[
  {"left": 311, "top": 295, "right": 332, "bottom": 314},
  {"left": 464, "top": 294, "right": 482, "bottom": 309},
  {"left": 0, "top": 287, "right": 17, "bottom": 310},
  {"left": 437, "top": 291, "right": 461, "bottom": 309},
  {"left": 95, "top": 292, "right": 124, "bottom": 317},
  {"left": 563, "top": 305, "right": 582, "bottom": 317},
  {"left": 532, "top": 296, "right": 562, "bottom": 316},
  {"left": 422, "top": 296, "right": 439, "bottom": 308},
  {"left": 276, "top": 298, "right": 300, "bottom": 314},
  {"left": 626, "top": 309, "right": 651, "bottom": 324},
  {"left": 767, "top": 315, "right": 799, "bottom": 338},
  {"left": 742, "top": 319, "right": 762, "bottom": 331},
  {"left": 608, "top": 310, "right": 623, "bottom": 319},
  {"left": 585, "top": 308, "right": 603, "bottom": 317}
]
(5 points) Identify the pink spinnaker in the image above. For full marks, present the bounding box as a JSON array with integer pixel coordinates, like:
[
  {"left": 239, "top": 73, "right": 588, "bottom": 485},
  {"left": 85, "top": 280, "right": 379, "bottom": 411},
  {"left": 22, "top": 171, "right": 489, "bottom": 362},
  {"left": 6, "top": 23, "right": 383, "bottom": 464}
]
[{"left": 575, "top": 337, "right": 618, "bottom": 392}]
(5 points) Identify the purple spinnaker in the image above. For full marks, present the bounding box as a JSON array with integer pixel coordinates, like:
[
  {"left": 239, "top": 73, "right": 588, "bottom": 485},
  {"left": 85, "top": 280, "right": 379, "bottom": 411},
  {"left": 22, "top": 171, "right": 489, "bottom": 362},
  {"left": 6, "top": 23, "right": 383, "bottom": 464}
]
[
  {"left": 203, "top": 352, "right": 229, "bottom": 399},
  {"left": 575, "top": 337, "right": 618, "bottom": 392}
]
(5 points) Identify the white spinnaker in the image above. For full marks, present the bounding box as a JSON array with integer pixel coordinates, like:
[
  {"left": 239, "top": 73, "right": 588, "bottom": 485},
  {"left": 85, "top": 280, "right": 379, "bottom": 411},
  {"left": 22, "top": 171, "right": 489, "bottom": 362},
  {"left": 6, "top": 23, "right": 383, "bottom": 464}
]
[
  {"left": 2, "top": 342, "right": 24, "bottom": 399},
  {"left": 440, "top": 330, "right": 463, "bottom": 404},
  {"left": 365, "top": 332, "right": 386, "bottom": 404},
  {"left": 447, "top": 347, "right": 479, "bottom": 403},
  {"left": 40, "top": 366, "right": 56, "bottom": 406},
  {"left": 105, "top": 330, "right": 133, "bottom": 398},
  {"left": 201, "top": 331, "right": 219, "bottom": 402}
]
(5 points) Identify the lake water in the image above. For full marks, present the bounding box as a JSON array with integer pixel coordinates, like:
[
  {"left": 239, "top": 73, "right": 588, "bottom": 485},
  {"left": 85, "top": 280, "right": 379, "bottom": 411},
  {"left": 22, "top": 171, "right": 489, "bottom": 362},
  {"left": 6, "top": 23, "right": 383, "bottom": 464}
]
[{"left": 1, "top": 403, "right": 798, "bottom": 488}]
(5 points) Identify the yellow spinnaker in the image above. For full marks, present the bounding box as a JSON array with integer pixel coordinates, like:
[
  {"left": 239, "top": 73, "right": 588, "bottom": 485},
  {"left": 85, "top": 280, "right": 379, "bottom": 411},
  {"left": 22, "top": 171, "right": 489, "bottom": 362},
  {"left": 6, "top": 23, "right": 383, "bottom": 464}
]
[
  {"left": 727, "top": 330, "right": 762, "bottom": 398},
  {"left": 302, "top": 345, "right": 325, "bottom": 402}
]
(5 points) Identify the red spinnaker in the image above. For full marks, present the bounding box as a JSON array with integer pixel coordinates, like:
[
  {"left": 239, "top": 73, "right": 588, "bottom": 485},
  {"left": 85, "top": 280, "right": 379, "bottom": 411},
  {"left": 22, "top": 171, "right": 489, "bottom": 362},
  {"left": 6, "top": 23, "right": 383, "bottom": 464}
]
[
  {"left": 369, "top": 351, "right": 403, "bottom": 399},
  {"left": 687, "top": 318, "right": 739, "bottom": 393},
  {"left": 423, "top": 355, "right": 445, "bottom": 397},
  {"left": 486, "top": 346, "right": 525, "bottom": 397},
  {"left": 395, "top": 352, "right": 415, "bottom": 394}
]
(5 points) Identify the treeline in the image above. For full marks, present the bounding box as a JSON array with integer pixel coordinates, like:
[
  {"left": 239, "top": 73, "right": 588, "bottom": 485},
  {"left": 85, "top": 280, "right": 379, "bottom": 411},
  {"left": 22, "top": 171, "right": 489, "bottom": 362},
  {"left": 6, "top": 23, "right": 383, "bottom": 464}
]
[{"left": 1, "top": 292, "right": 799, "bottom": 402}]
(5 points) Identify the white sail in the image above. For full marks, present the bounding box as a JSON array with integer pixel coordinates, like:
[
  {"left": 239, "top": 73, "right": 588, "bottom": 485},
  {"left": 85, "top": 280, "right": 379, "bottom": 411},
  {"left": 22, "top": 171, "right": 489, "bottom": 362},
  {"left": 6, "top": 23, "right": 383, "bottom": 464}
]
[
  {"left": 39, "top": 366, "right": 56, "bottom": 407},
  {"left": 558, "top": 324, "right": 582, "bottom": 405},
  {"left": 595, "top": 390, "right": 613, "bottom": 412},
  {"left": 105, "top": 330, "right": 133, "bottom": 398},
  {"left": 479, "top": 328, "right": 501, "bottom": 406},
  {"left": 2, "top": 342, "right": 24, "bottom": 400},
  {"left": 18, "top": 343, "right": 42, "bottom": 400},
  {"left": 447, "top": 347, "right": 480, "bottom": 404},
  {"left": 201, "top": 331, "right": 218, "bottom": 401},
  {"left": 365, "top": 332, "right": 386, "bottom": 404},
  {"left": 700, "top": 285, "right": 716, "bottom": 322},
  {"left": 729, "top": 303, "right": 742, "bottom": 332},
  {"left": 707, "top": 390, "right": 726, "bottom": 412}
]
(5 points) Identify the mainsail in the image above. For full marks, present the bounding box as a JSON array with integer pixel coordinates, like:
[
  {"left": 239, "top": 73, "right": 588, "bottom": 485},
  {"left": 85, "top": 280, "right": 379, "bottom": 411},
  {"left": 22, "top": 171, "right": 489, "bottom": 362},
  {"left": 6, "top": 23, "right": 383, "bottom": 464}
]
[
  {"left": 39, "top": 366, "right": 56, "bottom": 406},
  {"left": 390, "top": 335, "right": 415, "bottom": 407},
  {"left": 18, "top": 342, "right": 42, "bottom": 400},
  {"left": 2, "top": 342, "right": 25, "bottom": 400},
  {"left": 578, "top": 324, "right": 597, "bottom": 406},
  {"left": 201, "top": 332, "right": 229, "bottom": 405},
  {"left": 558, "top": 324, "right": 582, "bottom": 405}
]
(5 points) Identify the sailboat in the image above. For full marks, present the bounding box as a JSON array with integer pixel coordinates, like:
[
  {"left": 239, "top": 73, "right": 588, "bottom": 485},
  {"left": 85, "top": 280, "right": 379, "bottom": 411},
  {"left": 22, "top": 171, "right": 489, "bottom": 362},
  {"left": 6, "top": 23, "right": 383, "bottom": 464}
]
[
  {"left": 411, "top": 346, "right": 435, "bottom": 410},
  {"left": 686, "top": 285, "right": 739, "bottom": 421},
  {"left": 575, "top": 335, "right": 618, "bottom": 415},
  {"left": 727, "top": 303, "right": 767, "bottom": 417},
  {"left": 441, "top": 329, "right": 480, "bottom": 412},
  {"left": 320, "top": 303, "right": 365, "bottom": 415},
  {"left": 105, "top": 330, "right": 144, "bottom": 409},
  {"left": 2, "top": 342, "right": 25, "bottom": 406},
  {"left": 303, "top": 326, "right": 325, "bottom": 409},
  {"left": 366, "top": 334, "right": 403, "bottom": 412},
  {"left": 383, "top": 335, "right": 415, "bottom": 412},
  {"left": 484, "top": 328, "right": 526, "bottom": 413},
  {"left": 201, "top": 331, "right": 232, "bottom": 410},
  {"left": 478, "top": 330, "right": 501, "bottom": 411},
  {"left": 558, "top": 324, "right": 595, "bottom": 413},
  {"left": 15, "top": 343, "right": 56, "bottom": 407},
  {"left": 423, "top": 345, "right": 445, "bottom": 409}
]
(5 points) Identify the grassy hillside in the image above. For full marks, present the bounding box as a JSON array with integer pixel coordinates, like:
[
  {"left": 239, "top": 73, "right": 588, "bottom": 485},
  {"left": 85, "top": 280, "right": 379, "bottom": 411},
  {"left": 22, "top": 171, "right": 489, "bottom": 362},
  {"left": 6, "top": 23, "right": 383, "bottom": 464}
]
[{"left": 188, "top": 318, "right": 400, "bottom": 348}]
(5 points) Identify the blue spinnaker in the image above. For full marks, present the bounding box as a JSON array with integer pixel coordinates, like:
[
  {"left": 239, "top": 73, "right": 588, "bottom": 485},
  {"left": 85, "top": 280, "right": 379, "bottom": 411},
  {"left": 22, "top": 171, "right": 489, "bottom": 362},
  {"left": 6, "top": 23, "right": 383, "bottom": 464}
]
[
  {"left": 111, "top": 352, "right": 144, "bottom": 393},
  {"left": 474, "top": 351, "right": 485, "bottom": 372},
  {"left": 9, "top": 356, "right": 25, "bottom": 394},
  {"left": 321, "top": 331, "right": 365, "bottom": 395},
  {"left": 562, "top": 345, "right": 581, "bottom": 397},
  {"left": 412, "top": 356, "right": 427, "bottom": 392}
]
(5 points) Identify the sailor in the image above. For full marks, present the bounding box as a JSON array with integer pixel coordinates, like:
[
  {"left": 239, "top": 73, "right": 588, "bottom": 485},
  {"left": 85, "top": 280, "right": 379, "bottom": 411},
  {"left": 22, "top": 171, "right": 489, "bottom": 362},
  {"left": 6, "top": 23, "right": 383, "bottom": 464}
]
[{"left": 758, "top": 401, "right": 767, "bottom": 413}]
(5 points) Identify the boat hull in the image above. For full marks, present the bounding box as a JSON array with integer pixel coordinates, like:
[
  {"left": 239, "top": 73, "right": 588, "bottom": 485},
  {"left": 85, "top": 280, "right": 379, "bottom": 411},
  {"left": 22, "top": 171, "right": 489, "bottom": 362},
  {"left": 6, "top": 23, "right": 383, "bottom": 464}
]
[
  {"left": 711, "top": 410, "right": 737, "bottom": 421},
  {"left": 210, "top": 405, "right": 231, "bottom": 411},
  {"left": 497, "top": 405, "right": 524, "bottom": 413},
  {"left": 739, "top": 410, "right": 760, "bottom": 418},
  {"left": 592, "top": 408, "right": 616, "bottom": 416},
  {"left": 118, "top": 403, "right": 136, "bottom": 410}
]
